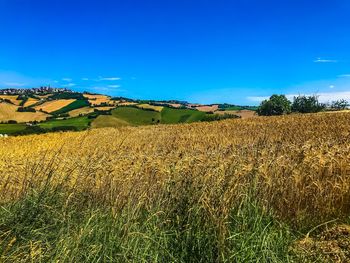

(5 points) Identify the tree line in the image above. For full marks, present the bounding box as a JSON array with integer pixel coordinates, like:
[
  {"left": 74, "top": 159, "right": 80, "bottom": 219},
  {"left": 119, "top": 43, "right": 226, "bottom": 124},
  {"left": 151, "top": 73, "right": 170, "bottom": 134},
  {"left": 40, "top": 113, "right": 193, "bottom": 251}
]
[{"left": 257, "top": 95, "right": 349, "bottom": 116}]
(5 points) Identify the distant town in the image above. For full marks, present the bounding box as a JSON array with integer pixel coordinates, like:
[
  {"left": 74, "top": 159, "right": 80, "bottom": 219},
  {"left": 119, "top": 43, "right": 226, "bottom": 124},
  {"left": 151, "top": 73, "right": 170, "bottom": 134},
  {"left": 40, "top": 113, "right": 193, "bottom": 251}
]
[{"left": 0, "top": 86, "right": 72, "bottom": 95}]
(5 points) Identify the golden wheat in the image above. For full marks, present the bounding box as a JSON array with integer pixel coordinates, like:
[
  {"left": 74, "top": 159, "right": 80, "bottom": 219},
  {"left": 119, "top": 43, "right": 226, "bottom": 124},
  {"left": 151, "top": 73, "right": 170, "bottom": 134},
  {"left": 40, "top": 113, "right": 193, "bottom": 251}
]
[{"left": 0, "top": 112, "right": 349, "bottom": 229}]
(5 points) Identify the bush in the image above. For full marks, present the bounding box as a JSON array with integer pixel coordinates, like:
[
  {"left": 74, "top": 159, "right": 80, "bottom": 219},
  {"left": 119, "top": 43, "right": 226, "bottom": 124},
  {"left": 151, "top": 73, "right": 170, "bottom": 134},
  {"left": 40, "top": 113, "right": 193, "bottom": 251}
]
[
  {"left": 7, "top": 120, "right": 18, "bottom": 124},
  {"left": 257, "top": 95, "right": 291, "bottom": 116},
  {"left": 292, "top": 95, "right": 325, "bottom": 113},
  {"left": 17, "top": 107, "right": 36, "bottom": 112}
]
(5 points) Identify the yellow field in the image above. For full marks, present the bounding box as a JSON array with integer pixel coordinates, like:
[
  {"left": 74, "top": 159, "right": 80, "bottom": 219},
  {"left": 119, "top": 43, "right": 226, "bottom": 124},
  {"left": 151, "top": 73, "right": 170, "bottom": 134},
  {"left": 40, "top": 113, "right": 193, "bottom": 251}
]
[
  {"left": 93, "top": 106, "right": 115, "bottom": 111},
  {"left": 23, "top": 97, "right": 39, "bottom": 107},
  {"left": 117, "top": 102, "right": 138, "bottom": 106},
  {"left": 68, "top": 106, "right": 94, "bottom": 117},
  {"left": 196, "top": 104, "right": 219, "bottom": 112},
  {"left": 83, "top": 94, "right": 113, "bottom": 106},
  {"left": 1, "top": 111, "right": 349, "bottom": 225},
  {"left": 0, "top": 102, "right": 49, "bottom": 122},
  {"left": 137, "top": 103, "right": 164, "bottom": 112},
  {"left": 34, "top": 99, "right": 76, "bottom": 113},
  {"left": 0, "top": 95, "right": 22, "bottom": 105}
]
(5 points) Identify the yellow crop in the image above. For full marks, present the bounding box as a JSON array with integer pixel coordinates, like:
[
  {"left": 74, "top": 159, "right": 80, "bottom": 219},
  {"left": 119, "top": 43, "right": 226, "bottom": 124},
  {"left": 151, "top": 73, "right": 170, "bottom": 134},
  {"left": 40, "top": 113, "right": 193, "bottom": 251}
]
[{"left": 0, "top": 111, "right": 349, "bottom": 227}]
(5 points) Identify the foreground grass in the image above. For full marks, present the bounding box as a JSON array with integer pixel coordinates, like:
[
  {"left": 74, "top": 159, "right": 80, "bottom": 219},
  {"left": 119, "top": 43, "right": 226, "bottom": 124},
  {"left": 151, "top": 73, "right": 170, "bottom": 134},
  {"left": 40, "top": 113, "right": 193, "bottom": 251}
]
[{"left": 0, "top": 183, "right": 293, "bottom": 262}]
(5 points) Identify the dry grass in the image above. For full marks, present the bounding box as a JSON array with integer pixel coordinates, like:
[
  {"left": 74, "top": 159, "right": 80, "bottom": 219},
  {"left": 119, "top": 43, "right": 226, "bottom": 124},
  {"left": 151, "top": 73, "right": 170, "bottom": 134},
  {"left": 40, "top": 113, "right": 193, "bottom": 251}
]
[
  {"left": 0, "top": 95, "right": 22, "bottom": 106},
  {"left": 68, "top": 106, "right": 94, "bottom": 117},
  {"left": 93, "top": 106, "right": 115, "bottom": 111},
  {"left": 23, "top": 98, "right": 39, "bottom": 107},
  {"left": 1, "top": 112, "right": 349, "bottom": 226},
  {"left": 0, "top": 102, "right": 49, "bottom": 122},
  {"left": 34, "top": 99, "right": 76, "bottom": 113},
  {"left": 83, "top": 94, "right": 113, "bottom": 106},
  {"left": 196, "top": 104, "right": 219, "bottom": 112},
  {"left": 137, "top": 103, "right": 164, "bottom": 112}
]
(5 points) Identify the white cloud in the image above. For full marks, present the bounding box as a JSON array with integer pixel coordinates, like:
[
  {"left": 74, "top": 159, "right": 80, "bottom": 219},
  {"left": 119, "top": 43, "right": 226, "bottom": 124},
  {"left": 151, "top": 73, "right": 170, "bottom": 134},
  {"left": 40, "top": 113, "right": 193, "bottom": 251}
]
[
  {"left": 82, "top": 78, "right": 89, "bottom": 81},
  {"left": 62, "top": 78, "right": 72, "bottom": 82},
  {"left": 314, "top": 58, "right": 337, "bottom": 63},
  {"left": 98, "top": 76, "right": 121, "bottom": 81},
  {"left": 329, "top": 85, "right": 335, "bottom": 89},
  {"left": 338, "top": 74, "right": 350, "bottom": 78},
  {"left": 107, "top": 85, "right": 120, "bottom": 88}
]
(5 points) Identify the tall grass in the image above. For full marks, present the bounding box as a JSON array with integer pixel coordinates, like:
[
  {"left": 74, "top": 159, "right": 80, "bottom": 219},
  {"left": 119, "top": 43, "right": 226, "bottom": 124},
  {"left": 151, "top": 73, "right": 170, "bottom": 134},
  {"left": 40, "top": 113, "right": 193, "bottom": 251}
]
[{"left": 1, "top": 112, "right": 350, "bottom": 261}]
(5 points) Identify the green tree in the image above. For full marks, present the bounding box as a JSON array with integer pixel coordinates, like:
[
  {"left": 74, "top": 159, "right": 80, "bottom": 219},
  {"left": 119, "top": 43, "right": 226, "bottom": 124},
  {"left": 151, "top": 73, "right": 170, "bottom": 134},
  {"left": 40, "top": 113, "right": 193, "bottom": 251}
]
[
  {"left": 291, "top": 95, "right": 325, "bottom": 113},
  {"left": 257, "top": 95, "right": 291, "bottom": 116},
  {"left": 330, "top": 99, "right": 348, "bottom": 111}
]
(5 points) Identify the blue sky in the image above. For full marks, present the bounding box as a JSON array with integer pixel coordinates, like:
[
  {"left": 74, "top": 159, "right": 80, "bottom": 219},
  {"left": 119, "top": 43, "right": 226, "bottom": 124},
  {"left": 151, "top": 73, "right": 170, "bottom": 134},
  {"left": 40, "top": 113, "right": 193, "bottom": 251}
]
[{"left": 1, "top": 0, "right": 350, "bottom": 105}]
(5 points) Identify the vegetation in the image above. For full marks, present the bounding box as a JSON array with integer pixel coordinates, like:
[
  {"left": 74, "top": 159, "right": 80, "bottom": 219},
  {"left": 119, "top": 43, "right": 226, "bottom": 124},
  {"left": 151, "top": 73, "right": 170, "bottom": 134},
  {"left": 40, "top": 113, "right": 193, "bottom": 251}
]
[
  {"left": 17, "top": 107, "right": 36, "bottom": 112},
  {"left": 201, "top": 113, "right": 240, "bottom": 122},
  {"left": 291, "top": 95, "right": 325, "bottom": 113},
  {"left": 257, "top": 95, "right": 291, "bottom": 116},
  {"left": 48, "top": 92, "right": 86, "bottom": 100},
  {"left": 329, "top": 99, "right": 349, "bottom": 111},
  {"left": 0, "top": 112, "right": 350, "bottom": 261},
  {"left": 218, "top": 104, "right": 259, "bottom": 111}
]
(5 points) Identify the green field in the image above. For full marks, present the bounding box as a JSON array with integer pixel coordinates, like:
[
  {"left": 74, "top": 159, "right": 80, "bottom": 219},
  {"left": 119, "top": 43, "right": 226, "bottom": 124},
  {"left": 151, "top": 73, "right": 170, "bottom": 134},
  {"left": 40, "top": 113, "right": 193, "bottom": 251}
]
[
  {"left": 160, "top": 107, "right": 206, "bottom": 124},
  {"left": 111, "top": 107, "right": 161, "bottom": 125},
  {"left": 91, "top": 115, "right": 129, "bottom": 128},
  {"left": 0, "top": 123, "right": 27, "bottom": 134},
  {"left": 39, "top": 116, "right": 92, "bottom": 130},
  {"left": 51, "top": 99, "right": 90, "bottom": 115}
]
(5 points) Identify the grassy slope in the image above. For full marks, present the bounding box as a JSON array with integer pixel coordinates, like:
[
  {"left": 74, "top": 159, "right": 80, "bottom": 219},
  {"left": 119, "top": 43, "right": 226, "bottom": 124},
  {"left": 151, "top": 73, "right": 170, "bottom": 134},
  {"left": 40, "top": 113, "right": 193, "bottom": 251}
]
[
  {"left": 161, "top": 107, "right": 206, "bottom": 124},
  {"left": 0, "top": 123, "right": 26, "bottom": 134},
  {"left": 39, "top": 116, "right": 91, "bottom": 130},
  {"left": 91, "top": 115, "right": 130, "bottom": 128},
  {"left": 111, "top": 107, "right": 161, "bottom": 125}
]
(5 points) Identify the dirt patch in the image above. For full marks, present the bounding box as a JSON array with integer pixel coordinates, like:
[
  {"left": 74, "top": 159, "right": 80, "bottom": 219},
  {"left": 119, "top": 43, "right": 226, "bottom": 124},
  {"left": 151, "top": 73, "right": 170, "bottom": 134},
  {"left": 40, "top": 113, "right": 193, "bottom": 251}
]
[{"left": 291, "top": 224, "right": 350, "bottom": 262}]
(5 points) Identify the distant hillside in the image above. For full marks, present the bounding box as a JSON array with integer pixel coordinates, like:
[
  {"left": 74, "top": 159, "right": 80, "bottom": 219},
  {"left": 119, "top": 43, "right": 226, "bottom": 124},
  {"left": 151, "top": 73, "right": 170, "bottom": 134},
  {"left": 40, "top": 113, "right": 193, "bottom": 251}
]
[{"left": 0, "top": 88, "right": 256, "bottom": 135}]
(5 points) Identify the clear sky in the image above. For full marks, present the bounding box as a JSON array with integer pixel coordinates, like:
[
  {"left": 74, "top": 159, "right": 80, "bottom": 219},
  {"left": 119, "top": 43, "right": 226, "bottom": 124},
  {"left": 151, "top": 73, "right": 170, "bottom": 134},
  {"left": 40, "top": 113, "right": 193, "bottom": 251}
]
[{"left": 1, "top": 0, "right": 350, "bottom": 105}]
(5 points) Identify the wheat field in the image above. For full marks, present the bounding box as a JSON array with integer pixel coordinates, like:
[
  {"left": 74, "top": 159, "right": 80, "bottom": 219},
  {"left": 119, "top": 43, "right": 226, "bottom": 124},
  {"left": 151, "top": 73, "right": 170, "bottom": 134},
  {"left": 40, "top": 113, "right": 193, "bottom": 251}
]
[
  {"left": 0, "top": 102, "right": 49, "bottom": 122},
  {"left": 34, "top": 99, "right": 76, "bottom": 113},
  {"left": 0, "top": 112, "right": 349, "bottom": 262}
]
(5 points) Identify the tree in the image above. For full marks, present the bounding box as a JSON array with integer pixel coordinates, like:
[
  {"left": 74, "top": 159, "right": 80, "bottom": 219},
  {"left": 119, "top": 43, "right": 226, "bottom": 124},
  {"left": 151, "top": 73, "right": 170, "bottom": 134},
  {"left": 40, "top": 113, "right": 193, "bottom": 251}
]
[
  {"left": 291, "top": 95, "right": 325, "bottom": 113},
  {"left": 330, "top": 99, "right": 348, "bottom": 111},
  {"left": 257, "top": 95, "right": 291, "bottom": 116}
]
